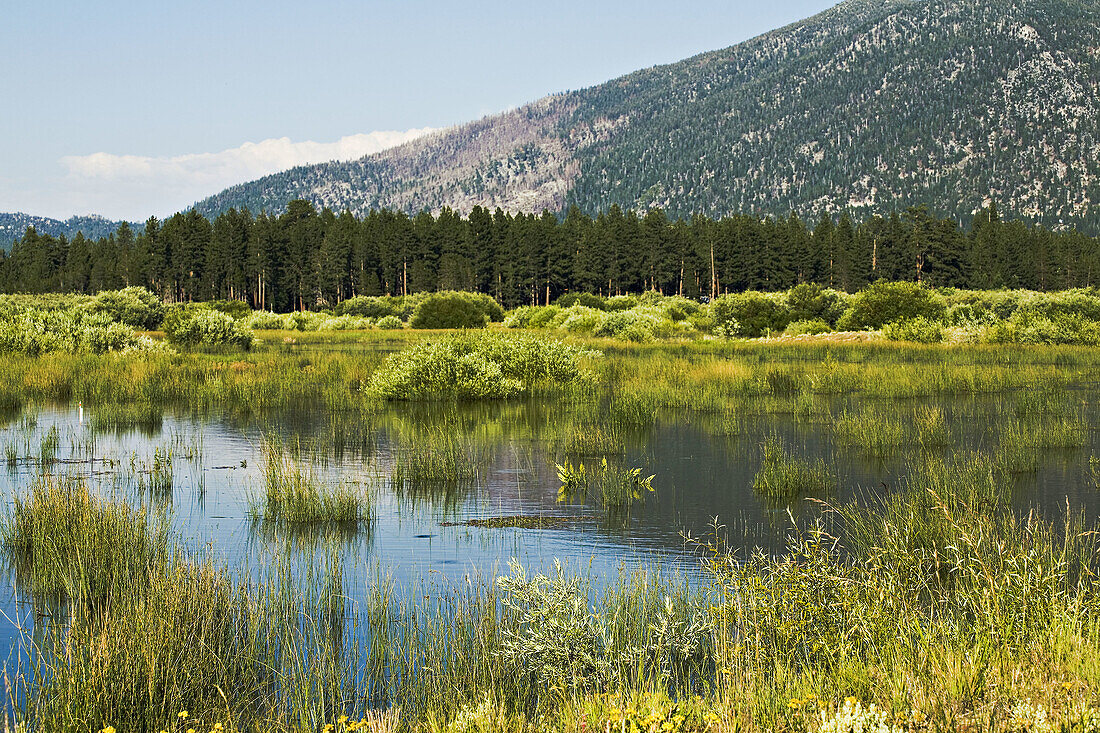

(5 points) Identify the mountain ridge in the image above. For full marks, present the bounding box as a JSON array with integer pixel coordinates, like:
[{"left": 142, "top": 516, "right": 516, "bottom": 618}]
[
  {"left": 112, "top": 0, "right": 1100, "bottom": 233},
  {"left": 0, "top": 213, "right": 132, "bottom": 245}
]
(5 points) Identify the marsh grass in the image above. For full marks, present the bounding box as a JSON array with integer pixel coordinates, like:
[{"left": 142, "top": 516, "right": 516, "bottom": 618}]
[
  {"left": 251, "top": 436, "right": 371, "bottom": 524},
  {"left": 557, "top": 424, "right": 625, "bottom": 456},
  {"left": 135, "top": 446, "right": 173, "bottom": 495},
  {"left": 752, "top": 435, "right": 834, "bottom": 500},
  {"left": 5, "top": 330, "right": 1100, "bottom": 730},
  {"left": 998, "top": 415, "right": 1088, "bottom": 473},
  {"left": 833, "top": 404, "right": 952, "bottom": 457},
  {"left": 390, "top": 430, "right": 479, "bottom": 486},
  {"left": 0, "top": 475, "right": 169, "bottom": 602},
  {"left": 89, "top": 401, "right": 163, "bottom": 434},
  {"left": 9, "top": 463, "right": 1100, "bottom": 733}
]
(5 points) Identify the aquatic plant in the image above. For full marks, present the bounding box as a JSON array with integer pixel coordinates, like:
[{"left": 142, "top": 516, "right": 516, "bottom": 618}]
[
  {"left": 89, "top": 402, "right": 163, "bottom": 434},
  {"left": 251, "top": 436, "right": 370, "bottom": 524},
  {"left": 0, "top": 475, "right": 168, "bottom": 601},
  {"left": 556, "top": 457, "right": 655, "bottom": 510},
  {"left": 752, "top": 435, "right": 834, "bottom": 500}
]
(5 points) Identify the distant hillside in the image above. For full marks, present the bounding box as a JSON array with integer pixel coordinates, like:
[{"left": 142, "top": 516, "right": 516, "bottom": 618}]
[
  {"left": 194, "top": 0, "right": 1100, "bottom": 232},
  {"left": 0, "top": 213, "right": 132, "bottom": 246}
]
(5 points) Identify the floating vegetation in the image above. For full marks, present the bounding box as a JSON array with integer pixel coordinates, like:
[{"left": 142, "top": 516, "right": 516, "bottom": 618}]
[{"left": 441, "top": 515, "right": 576, "bottom": 530}]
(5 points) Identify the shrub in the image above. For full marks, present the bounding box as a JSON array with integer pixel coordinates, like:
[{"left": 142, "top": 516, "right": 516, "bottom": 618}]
[
  {"left": 376, "top": 315, "right": 404, "bottom": 330},
  {"left": 556, "top": 292, "right": 607, "bottom": 310},
  {"left": 370, "top": 334, "right": 595, "bottom": 400},
  {"left": 286, "top": 311, "right": 328, "bottom": 331},
  {"left": 497, "top": 560, "right": 609, "bottom": 690},
  {"left": 0, "top": 309, "right": 151, "bottom": 355},
  {"left": 882, "top": 317, "right": 946, "bottom": 343},
  {"left": 605, "top": 296, "right": 639, "bottom": 312},
  {"left": 787, "top": 283, "right": 849, "bottom": 325},
  {"left": 336, "top": 295, "right": 407, "bottom": 320},
  {"left": 205, "top": 299, "right": 252, "bottom": 320},
  {"left": 244, "top": 311, "right": 290, "bottom": 329},
  {"left": 784, "top": 319, "right": 832, "bottom": 336},
  {"left": 91, "top": 287, "right": 164, "bottom": 330},
  {"left": 409, "top": 292, "right": 497, "bottom": 329},
  {"left": 593, "top": 306, "right": 693, "bottom": 342},
  {"left": 837, "top": 281, "right": 946, "bottom": 330},
  {"left": 164, "top": 308, "right": 254, "bottom": 349},
  {"left": 1013, "top": 312, "right": 1100, "bottom": 346},
  {"left": 552, "top": 306, "right": 609, "bottom": 334},
  {"left": 711, "top": 292, "right": 791, "bottom": 338},
  {"left": 505, "top": 305, "right": 566, "bottom": 329}
]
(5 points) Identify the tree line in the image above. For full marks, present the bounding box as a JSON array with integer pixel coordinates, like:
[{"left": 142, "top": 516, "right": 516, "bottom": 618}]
[{"left": 1, "top": 200, "right": 1097, "bottom": 311}]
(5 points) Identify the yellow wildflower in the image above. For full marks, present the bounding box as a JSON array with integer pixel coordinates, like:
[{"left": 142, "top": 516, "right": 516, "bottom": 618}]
[
  {"left": 179, "top": 711, "right": 190, "bottom": 719},
  {"left": 101, "top": 727, "right": 116, "bottom": 733}
]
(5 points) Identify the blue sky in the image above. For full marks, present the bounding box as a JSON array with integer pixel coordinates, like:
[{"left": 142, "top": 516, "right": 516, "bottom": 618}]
[{"left": 2, "top": 0, "right": 836, "bottom": 220}]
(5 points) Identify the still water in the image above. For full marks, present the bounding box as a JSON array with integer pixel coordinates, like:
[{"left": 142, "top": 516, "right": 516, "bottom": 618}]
[{"left": 0, "top": 392, "right": 1097, "bottom": 653}]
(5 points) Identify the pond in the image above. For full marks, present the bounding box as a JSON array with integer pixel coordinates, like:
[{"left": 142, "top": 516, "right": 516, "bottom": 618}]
[{"left": 0, "top": 385, "right": 1097, "bottom": 658}]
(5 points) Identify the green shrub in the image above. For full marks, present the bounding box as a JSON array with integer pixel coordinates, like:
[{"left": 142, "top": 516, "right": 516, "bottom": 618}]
[
  {"left": 244, "top": 311, "right": 290, "bottom": 330},
  {"left": 605, "top": 296, "right": 639, "bottom": 312},
  {"left": 0, "top": 309, "right": 152, "bottom": 355},
  {"left": 164, "top": 308, "right": 254, "bottom": 349},
  {"left": 316, "top": 315, "right": 372, "bottom": 330},
  {"left": 556, "top": 292, "right": 607, "bottom": 310},
  {"left": 837, "top": 281, "right": 946, "bottom": 330},
  {"left": 882, "top": 317, "right": 946, "bottom": 343},
  {"left": 91, "top": 287, "right": 164, "bottom": 330},
  {"left": 552, "top": 306, "right": 609, "bottom": 334},
  {"left": 376, "top": 315, "right": 404, "bottom": 330},
  {"left": 711, "top": 292, "right": 791, "bottom": 338},
  {"left": 409, "top": 292, "right": 500, "bottom": 329},
  {"left": 205, "top": 299, "right": 253, "bottom": 320},
  {"left": 787, "top": 283, "right": 849, "bottom": 325},
  {"left": 336, "top": 295, "right": 408, "bottom": 320},
  {"left": 370, "top": 334, "right": 595, "bottom": 400},
  {"left": 784, "top": 319, "right": 832, "bottom": 336},
  {"left": 1013, "top": 312, "right": 1100, "bottom": 346}
]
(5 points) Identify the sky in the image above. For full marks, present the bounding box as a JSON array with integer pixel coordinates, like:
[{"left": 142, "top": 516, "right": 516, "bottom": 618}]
[{"left": 1, "top": 0, "right": 837, "bottom": 222}]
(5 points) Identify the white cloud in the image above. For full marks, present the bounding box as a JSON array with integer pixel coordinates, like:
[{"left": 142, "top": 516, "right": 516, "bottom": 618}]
[{"left": 51, "top": 128, "right": 435, "bottom": 219}]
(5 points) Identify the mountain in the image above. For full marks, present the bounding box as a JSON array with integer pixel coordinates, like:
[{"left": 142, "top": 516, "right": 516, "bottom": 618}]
[
  {"left": 194, "top": 0, "right": 1100, "bottom": 231},
  {"left": 0, "top": 213, "right": 132, "bottom": 245}
]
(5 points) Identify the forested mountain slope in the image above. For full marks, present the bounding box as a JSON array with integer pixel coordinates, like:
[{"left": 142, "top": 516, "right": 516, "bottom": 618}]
[
  {"left": 0, "top": 213, "right": 130, "bottom": 246},
  {"left": 195, "top": 0, "right": 1100, "bottom": 231}
]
